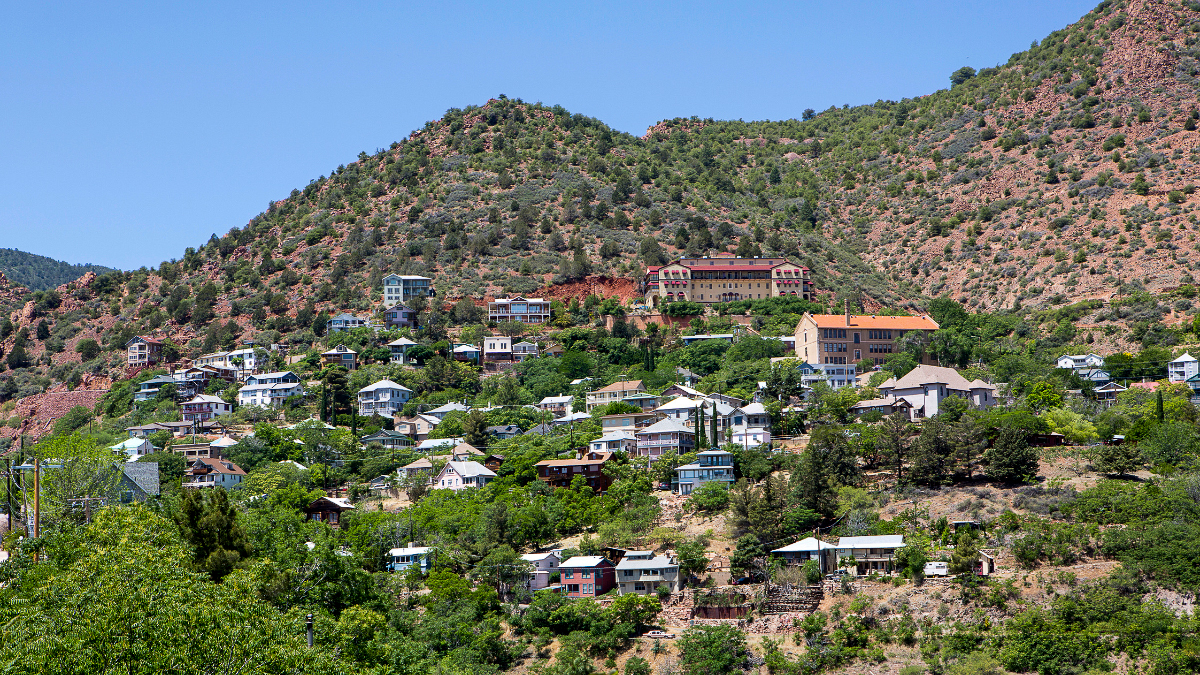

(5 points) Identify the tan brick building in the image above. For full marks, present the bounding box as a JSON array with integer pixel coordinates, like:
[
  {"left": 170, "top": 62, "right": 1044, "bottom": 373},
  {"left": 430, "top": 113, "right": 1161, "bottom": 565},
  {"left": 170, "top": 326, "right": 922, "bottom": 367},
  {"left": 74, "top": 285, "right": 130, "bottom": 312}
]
[{"left": 794, "top": 311, "right": 939, "bottom": 366}]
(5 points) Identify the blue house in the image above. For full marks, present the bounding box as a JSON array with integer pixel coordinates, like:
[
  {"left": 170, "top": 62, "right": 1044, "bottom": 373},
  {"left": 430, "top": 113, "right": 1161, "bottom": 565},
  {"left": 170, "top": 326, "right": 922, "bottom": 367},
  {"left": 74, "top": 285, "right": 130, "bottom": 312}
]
[{"left": 387, "top": 545, "right": 433, "bottom": 573}]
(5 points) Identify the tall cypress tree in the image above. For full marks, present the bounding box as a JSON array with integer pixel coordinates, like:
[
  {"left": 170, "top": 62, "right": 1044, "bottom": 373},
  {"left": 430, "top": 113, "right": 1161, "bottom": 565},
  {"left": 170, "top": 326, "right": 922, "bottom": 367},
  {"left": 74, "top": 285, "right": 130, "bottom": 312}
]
[
  {"left": 710, "top": 402, "right": 719, "bottom": 447},
  {"left": 696, "top": 406, "right": 706, "bottom": 449}
]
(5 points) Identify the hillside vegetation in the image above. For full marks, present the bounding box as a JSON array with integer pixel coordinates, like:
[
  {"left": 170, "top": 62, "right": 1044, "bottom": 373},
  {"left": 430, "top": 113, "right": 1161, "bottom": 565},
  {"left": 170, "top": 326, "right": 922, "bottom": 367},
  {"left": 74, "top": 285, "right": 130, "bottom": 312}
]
[{"left": 0, "top": 248, "right": 116, "bottom": 292}]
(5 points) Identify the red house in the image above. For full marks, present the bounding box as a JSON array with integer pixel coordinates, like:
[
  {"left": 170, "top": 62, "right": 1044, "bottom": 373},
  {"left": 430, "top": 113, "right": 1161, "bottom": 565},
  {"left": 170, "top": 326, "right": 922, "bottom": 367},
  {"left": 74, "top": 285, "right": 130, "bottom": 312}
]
[{"left": 559, "top": 556, "right": 616, "bottom": 598}]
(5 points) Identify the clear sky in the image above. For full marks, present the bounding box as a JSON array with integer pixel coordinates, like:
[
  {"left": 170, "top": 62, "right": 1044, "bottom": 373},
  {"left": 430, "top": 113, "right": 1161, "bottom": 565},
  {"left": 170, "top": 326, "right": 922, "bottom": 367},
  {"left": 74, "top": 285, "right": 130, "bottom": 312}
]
[{"left": 0, "top": 0, "right": 1099, "bottom": 271}]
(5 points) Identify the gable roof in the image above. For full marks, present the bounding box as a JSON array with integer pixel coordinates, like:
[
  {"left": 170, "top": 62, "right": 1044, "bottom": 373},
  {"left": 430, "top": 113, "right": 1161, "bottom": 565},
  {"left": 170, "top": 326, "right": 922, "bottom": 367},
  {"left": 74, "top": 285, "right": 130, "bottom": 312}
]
[
  {"left": 359, "top": 379, "right": 413, "bottom": 393},
  {"left": 883, "top": 364, "right": 995, "bottom": 392},
  {"left": 441, "top": 461, "right": 496, "bottom": 478},
  {"left": 387, "top": 337, "right": 418, "bottom": 347},
  {"left": 772, "top": 537, "right": 835, "bottom": 553},
  {"left": 540, "top": 395, "right": 574, "bottom": 405},
  {"left": 804, "top": 313, "right": 939, "bottom": 331},
  {"left": 536, "top": 451, "right": 613, "bottom": 468},
  {"left": 616, "top": 555, "right": 677, "bottom": 570},
  {"left": 121, "top": 462, "right": 161, "bottom": 496},
  {"left": 638, "top": 418, "right": 694, "bottom": 435},
  {"left": 592, "top": 380, "right": 644, "bottom": 394},
  {"left": 191, "top": 458, "right": 245, "bottom": 475}
]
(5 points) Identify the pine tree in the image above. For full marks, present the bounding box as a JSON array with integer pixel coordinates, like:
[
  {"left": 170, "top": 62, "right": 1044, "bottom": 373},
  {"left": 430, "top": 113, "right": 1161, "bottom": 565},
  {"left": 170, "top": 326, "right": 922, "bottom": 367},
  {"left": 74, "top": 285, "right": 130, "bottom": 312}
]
[
  {"left": 984, "top": 426, "right": 1039, "bottom": 483},
  {"left": 878, "top": 412, "right": 912, "bottom": 483},
  {"left": 174, "top": 488, "right": 250, "bottom": 582},
  {"left": 1094, "top": 441, "right": 1141, "bottom": 477},
  {"left": 911, "top": 417, "right": 954, "bottom": 486},
  {"left": 695, "top": 406, "right": 706, "bottom": 449}
]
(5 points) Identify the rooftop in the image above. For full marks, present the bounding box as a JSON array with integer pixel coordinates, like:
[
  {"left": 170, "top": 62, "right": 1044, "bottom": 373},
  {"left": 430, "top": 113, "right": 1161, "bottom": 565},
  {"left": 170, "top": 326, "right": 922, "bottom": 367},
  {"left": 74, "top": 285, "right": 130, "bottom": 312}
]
[{"left": 804, "top": 313, "right": 939, "bottom": 331}]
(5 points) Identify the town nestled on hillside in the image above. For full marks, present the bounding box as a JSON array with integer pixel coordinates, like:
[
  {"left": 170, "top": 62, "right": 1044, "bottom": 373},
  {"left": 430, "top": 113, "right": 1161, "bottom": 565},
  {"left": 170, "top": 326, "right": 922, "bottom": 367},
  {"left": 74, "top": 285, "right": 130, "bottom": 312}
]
[{"left": 2, "top": 2, "right": 1200, "bottom": 674}]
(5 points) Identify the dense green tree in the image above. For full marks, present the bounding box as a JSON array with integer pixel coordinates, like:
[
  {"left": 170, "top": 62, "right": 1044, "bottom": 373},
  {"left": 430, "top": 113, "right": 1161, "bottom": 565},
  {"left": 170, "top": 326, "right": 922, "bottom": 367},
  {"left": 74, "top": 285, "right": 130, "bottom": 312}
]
[
  {"left": 175, "top": 488, "right": 251, "bottom": 581},
  {"left": 678, "top": 625, "right": 748, "bottom": 675},
  {"left": 984, "top": 426, "right": 1039, "bottom": 484}
]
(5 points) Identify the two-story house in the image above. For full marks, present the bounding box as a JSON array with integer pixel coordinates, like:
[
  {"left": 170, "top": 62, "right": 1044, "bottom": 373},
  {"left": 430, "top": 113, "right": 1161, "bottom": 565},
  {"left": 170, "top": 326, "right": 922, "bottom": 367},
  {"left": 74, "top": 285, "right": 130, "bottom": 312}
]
[
  {"left": 559, "top": 556, "right": 616, "bottom": 598},
  {"left": 237, "top": 371, "right": 304, "bottom": 408},
  {"left": 673, "top": 449, "right": 735, "bottom": 495},
  {"left": 635, "top": 418, "right": 696, "bottom": 463},
  {"left": 538, "top": 395, "right": 574, "bottom": 417},
  {"left": 876, "top": 364, "right": 998, "bottom": 420},
  {"left": 483, "top": 336, "right": 513, "bottom": 362},
  {"left": 794, "top": 308, "right": 940, "bottom": 367},
  {"left": 835, "top": 535, "right": 906, "bottom": 576},
  {"left": 381, "top": 273, "right": 433, "bottom": 307},
  {"left": 488, "top": 296, "right": 552, "bottom": 324},
  {"left": 394, "top": 413, "right": 441, "bottom": 441},
  {"left": 321, "top": 344, "right": 358, "bottom": 370},
  {"left": 183, "top": 458, "right": 246, "bottom": 489},
  {"left": 535, "top": 451, "right": 614, "bottom": 492},
  {"left": 1168, "top": 353, "right": 1199, "bottom": 383},
  {"left": 600, "top": 411, "right": 659, "bottom": 435},
  {"left": 513, "top": 341, "right": 539, "bottom": 361},
  {"left": 133, "top": 374, "right": 178, "bottom": 402},
  {"left": 326, "top": 313, "right": 371, "bottom": 333},
  {"left": 383, "top": 304, "right": 419, "bottom": 329},
  {"left": 388, "top": 337, "right": 419, "bottom": 364},
  {"left": 194, "top": 348, "right": 264, "bottom": 380},
  {"left": 616, "top": 551, "right": 681, "bottom": 596},
  {"left": 180, "top": 394, "right": 231, "bottom": 423},
  {"left": 433, "top": 461, "right": 496, "bottom": 490},
  {"left": 126, "top": 335, "right": 163, "bottom": 367},
  {"left": 357, "top": 379, "right": 414, "bottom": 417},
  {"left": 521, "top": 551, "right": 560, "bottom": 591},
  {"left": 585, "top": 380, "right": 647, "bottom": 412}
]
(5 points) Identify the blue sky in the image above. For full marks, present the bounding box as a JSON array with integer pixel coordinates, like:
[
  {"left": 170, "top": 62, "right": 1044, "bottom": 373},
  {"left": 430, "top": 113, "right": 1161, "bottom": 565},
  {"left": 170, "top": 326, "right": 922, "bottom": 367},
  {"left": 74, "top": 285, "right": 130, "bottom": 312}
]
[{"left": 0, "top": 0, "right": 1098, "bottom": 271}]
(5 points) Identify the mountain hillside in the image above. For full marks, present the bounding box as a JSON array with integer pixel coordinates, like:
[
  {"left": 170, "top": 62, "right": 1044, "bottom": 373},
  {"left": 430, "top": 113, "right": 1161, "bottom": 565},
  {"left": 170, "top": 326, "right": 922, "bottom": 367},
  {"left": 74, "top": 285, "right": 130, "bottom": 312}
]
[
  {"left": 6, "top": 0, "right": 1200, "bottom": 390},
  {"left": 0, "top": 248, "right": 116, "bottom": 291}
]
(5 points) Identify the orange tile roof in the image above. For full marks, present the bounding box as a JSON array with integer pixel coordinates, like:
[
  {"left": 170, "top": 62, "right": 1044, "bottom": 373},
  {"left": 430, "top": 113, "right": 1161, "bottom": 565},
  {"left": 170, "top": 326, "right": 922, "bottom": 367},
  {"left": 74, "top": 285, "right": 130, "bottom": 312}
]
[{"left": 806, "top": 314, "right": 939, "bottom": 330}]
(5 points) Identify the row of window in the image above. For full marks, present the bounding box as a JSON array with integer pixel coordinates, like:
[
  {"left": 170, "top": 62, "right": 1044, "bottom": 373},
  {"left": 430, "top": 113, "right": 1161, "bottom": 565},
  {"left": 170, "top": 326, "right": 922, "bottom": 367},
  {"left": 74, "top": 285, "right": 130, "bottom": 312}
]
[
  {"left": 869, "top": 344, "right": 894, "bottom": 354},
  {"left": 867, "top": 330, "right": 893, "bottom": 340},
  {"left": 562, "top": 570, "right": 593, "bottom": 579},
  {"left": 822, "top": 329, "right": 847, "bottom": 339},
  {"left": 824, "top": 343, "right": 847, "bottom": 352}
]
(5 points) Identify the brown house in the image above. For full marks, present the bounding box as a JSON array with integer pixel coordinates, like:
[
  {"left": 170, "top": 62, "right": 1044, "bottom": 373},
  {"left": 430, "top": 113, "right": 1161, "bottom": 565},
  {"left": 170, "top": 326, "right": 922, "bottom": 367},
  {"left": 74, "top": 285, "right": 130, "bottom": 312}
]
[
  {"left": 305, "top": 496, "right": 356, "bottom": 528},
  {"left": 535, "top": 451, "right": 614, "bottom": 493}
]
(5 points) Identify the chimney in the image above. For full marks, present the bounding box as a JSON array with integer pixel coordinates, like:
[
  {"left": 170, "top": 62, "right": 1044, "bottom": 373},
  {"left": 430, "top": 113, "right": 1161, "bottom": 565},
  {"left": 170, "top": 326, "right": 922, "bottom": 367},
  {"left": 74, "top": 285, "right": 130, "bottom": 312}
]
[
  {"left": 844, "top": 299, "right": 851, "bottom": 327},
  {"left": 408, "top": 541, "right": 415, "bottom": 549}
]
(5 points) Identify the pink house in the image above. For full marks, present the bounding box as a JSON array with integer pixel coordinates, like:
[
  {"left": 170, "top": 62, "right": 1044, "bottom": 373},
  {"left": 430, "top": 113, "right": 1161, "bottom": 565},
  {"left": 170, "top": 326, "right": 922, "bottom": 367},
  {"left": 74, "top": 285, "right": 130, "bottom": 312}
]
[{"left": 559, "top": 556, "right": 616, "bottom": 598}]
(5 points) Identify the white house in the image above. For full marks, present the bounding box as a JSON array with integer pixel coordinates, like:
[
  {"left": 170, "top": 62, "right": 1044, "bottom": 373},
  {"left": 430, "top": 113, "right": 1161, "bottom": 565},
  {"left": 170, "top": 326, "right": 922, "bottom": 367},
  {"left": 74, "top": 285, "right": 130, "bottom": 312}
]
[
  {"left": 194, "top": 347, "right": 265, "bottom": 380},
  {"left": 180, "top": 394, "right": 232, "bottom": 423},
  {"left": 483, "top": 336, "right": 513, "bottom": 362},
  {"left": 433, "top": 461, "right": 496, "bottom": 490},
  {"left": 636, "top": 417, "right": 696, "bottom": 460},
  {"left": 327, "top": 313, "right": 371, "bottom": 333},
  {"left": 183, "top": 458, "right": 246, "bottom": 489},
  {"left": 801, "top": 363, "right": 857, "bottom": 390},
  {"left": 1056, "top": 353, "right": 1105, "bottom": 370},
  {"left": 589, "top": 430, "right": 638, "bottom": 455},
  {"left": 388, "top": 545, "right": 433, "bottom": 573},
  {"left": 110, "top": 437, "right": 156, "bottom": 462},
  {"left": 730, "top": 427, "right": 771, "bottom": 448},
  {"left": 615, "top": 550, "right": 681, "bottom": 595},
  {"left": 522, "top": 551, "right": 560, "bottom": 590},
  {"left": 1168, "top": 353, "right": 1200, "bottom": 383},
  {"left": 876, "top": 364, "right": 997, "bottom": 420},
  {"left": 381, "top": 273, "right": 433, "bottom": 308},
  {"left": 357, "top": 379, "right": 414, "bottom": 417},
  {"left": 238, "top": 371, "right": 304, "bottom": 408},
  {"left": 739, "top": 401, "right": 772, "bottom": 430},
  {"left": 538, "top": 395, "right": 574, "bottom": 417},
  {"left": 513, "top": 341, "right": 539, "bottom": 361}
]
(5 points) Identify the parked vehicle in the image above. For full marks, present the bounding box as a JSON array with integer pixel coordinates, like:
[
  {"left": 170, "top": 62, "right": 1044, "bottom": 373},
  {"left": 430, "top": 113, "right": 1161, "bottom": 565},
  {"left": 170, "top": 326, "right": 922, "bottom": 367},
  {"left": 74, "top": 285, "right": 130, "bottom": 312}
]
[{"left": 643, "top": 630, "right": 676, "bottom": 639}]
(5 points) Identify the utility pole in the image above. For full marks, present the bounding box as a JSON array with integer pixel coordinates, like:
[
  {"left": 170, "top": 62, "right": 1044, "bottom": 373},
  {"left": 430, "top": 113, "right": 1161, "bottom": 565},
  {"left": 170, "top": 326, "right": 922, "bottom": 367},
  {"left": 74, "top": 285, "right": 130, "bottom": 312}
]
[{"left": 32, "top": 455, "right": 39, "bottom": 563}]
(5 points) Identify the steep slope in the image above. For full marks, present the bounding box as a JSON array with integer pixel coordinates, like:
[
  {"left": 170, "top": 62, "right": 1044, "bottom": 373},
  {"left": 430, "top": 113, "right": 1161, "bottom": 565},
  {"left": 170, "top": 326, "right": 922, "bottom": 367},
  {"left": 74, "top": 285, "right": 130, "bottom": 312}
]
[
  {"left": 7, "top": 0, "right": 1200, "bottom": 391},
  {"left": 0, "top": 248, "right": 117, "bottom": 291}
]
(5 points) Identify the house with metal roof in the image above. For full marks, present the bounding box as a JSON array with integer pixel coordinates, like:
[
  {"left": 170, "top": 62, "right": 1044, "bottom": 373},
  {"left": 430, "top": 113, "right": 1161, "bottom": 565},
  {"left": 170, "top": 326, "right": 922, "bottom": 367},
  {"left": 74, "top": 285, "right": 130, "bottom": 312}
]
[
  {"left": 357, "top": 379, "right": 413, "bottom": 417},
  {"left": 673, "top": 449, "right": 734, "bottom": 495},
  {"left": 635, "top": 417, "right": 696, "bottom": 461},
  {"left": 835, "top": 535, "right": 906, "bottom": 576},
  {"left": 771, "top": 537, "right": 837, "bottom": 572},
  {"left": 387, "top": 545, "right": 433, "bottom": 573},
  {"left": 559, "top": 556, "right": 616, "bottom": 598},
  {"left": 432, "top": 461, "right": 496, "bottom": 490},
  {"left": 616, "top": 551, "right": 681, "bottom": 595}
]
